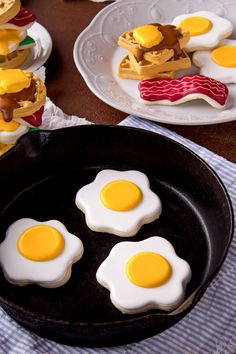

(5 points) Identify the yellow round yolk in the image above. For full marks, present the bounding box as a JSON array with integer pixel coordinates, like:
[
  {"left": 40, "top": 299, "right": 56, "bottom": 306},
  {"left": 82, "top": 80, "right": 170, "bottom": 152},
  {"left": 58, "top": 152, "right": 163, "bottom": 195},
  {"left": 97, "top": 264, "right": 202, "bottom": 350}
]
[
  {"left": 100, "top": 179, "right": 142, "bottom": 211},
  {"left": 17, "top": 225, "right": 65, "bottom": 261},
  {"left": 133, "top": 25, "right": 164, "bottom": 48},
  {"left": 179, "top": 16, "right": 212, "bottom": 36},
  {"left": 211, "top": 45, "right": 236, "bottom": 67},
  {"left": 0, "top": 119, "right": 20, "bottom": 132},
  {"left": 125, "top": 251, "right": 172, "bottom": 288}
]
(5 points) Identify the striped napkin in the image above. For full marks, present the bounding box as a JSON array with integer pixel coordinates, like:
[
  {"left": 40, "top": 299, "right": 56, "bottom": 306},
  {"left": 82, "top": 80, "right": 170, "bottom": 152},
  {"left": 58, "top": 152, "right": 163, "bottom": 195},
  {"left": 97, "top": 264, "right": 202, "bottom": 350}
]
[{"left": 1, "top": 115, "right": 236, "bottom": 354}]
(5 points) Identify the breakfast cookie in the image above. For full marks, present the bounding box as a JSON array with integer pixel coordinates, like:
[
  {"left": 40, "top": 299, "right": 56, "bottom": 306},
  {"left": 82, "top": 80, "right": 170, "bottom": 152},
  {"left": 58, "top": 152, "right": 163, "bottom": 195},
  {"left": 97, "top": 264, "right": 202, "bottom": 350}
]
[
  {"left": 172, "top": 11, "right": 233, "bottom": 52},
  {"left": 0, "top": 3, "right": 36, "bottom": 68},
  {"left": 118, "top": 24, "right": 190, "bottom": 61},
  {"left": 0, "top": 68, "right": 46, "bottom": 124},
  {"left": 193, "top": 39, "right": 236, "bottom": 84},
  {"left": 118, "top": 55, "right": 175, "bottom": 80},
  {"left": 128, "top": 50, "right": 191, "bottom": 76},
  {"left": 0, "top": 218, "right": 84, "bottom": 288},
  {"left": 0, "top": 117, "right": 28, "bottom": 144},
  {"left": 0, "top": 0, "right": 21, "bottom": 25},
  {"left": 0, "top": 48, "right": 29, "bottom": 68},
  {"left": 138, "top": 74, "right": 228, "bottom": 108},
  {"left": 0, "top": 68, "right": 46, "bottom": 154},
  {"left": 75, "top": 169, "right": 162, "bottom": 237},
  {"left": 96, "top": 236, "right": 192, "bottom": 314}
]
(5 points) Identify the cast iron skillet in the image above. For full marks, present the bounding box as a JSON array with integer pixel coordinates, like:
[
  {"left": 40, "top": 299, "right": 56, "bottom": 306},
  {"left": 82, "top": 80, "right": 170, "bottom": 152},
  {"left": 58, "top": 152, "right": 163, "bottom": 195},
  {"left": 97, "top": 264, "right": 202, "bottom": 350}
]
[{"left": 0, "top": 125, "right": 233, "bottom": 347}]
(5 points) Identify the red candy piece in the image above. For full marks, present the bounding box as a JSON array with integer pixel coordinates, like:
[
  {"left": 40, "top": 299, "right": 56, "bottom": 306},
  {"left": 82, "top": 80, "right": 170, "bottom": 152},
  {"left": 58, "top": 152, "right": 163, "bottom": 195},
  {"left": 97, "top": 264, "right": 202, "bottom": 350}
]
[
  {"left": 8, "top": 7, "right": 36, "bottom": 27},
  {"left": 22, "top": 106, "right": 44, "bottom": 127},
  {"left": 138, "top": 74, "right": 228, "bottom": 106}
]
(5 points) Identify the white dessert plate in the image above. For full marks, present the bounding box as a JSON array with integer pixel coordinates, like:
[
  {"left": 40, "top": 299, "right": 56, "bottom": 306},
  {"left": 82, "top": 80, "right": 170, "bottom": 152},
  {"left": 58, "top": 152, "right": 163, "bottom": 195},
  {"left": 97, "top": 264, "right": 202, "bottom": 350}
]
[
  {"left": 73, "top": 0, "right": 236, "bottom": 125},
  {"left": 20, "top": 22, "right": 52, "bottom": 72}
]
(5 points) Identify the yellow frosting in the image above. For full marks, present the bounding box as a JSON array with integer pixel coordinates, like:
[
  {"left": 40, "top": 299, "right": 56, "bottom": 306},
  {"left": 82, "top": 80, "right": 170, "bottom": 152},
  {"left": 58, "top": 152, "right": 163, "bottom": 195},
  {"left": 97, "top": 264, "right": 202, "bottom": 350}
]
[
  {"left": 0, "top": 143, "right": 12, "bottom": 155},
  {"left": 100, "top": 179, "right": 142, "bottom": 211},
  {"left": 0, "top": 69, "right": 31, "bottom": 95},
  {"left": 17, "top": 225, "right": 65, "bottom": 261},
  {"left": 133, "top": 25, "right": 164, "bottom": 48},
  {"left": 0, "top": 29, "right": 21, "bottom": 56},
  {"left": 211, "top": 45, "right": 236, "bottom": 67},
  {"left": 126, "top": 251, "right": 172, "bottom": 288},
  {"left": 0, "top": 118, "right": 20, "bottom": 132},
  {"left": 179, "top": 16, "right": 212, "bottom": 36}
]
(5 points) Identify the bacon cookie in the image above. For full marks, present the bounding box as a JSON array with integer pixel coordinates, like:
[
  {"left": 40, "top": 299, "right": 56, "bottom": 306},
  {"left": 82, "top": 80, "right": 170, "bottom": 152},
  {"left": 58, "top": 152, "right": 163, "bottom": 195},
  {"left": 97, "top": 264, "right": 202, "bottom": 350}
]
[
  {"left": 138, "top": 74, "right": 228, "bottom": 109},
  {"left": 0, "top": 6, "right": 36, "bottom": 30}
]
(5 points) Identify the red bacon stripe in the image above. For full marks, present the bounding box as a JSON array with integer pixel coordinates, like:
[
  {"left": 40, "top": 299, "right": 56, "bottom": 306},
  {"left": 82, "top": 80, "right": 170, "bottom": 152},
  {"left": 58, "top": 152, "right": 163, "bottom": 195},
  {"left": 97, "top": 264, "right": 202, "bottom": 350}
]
[
  {"left": 138, "top": 75, "right": 228, "bottom": 106},
  {"left": 22, "top": 106, "right": 44, "bottom": 127},
  {"left": 8, "top": 7, "right": 36, "bottom": 27}
]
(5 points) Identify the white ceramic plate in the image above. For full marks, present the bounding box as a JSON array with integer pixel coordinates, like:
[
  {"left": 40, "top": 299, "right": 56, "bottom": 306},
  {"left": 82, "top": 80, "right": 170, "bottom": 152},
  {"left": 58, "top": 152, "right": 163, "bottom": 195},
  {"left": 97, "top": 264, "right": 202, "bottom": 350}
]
[
  {"left": 73, "top": 0, "right": 236, "bottom": 125},
  {"left": 20, "top": 22, "right": 52, "bottom": 72}
]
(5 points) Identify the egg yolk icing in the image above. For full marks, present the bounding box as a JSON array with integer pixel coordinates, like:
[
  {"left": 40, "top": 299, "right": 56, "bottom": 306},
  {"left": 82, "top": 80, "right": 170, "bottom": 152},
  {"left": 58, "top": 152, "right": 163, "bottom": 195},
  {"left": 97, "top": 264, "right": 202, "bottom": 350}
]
[
  {"left": 0, "top": 118, "right": 20, "bottom": 132},
  {"left": 0, "top": 69, "right": 31, "bottom": 95},
  {"left": 133, "top": 25, "right": 164, "bottom": 48},
  {"left": 100, "top": 179, "right": 142, "bottom": 211},
  {"left": 0, "top": 143, "right": 12, "bottom": 154},
  {"left": 0, "top": 29, "right": 21, "bottom": 56},
  {"left": 17, "top": 225, "right": 65, "bottom": 261},
  {"left": 211, "top": 45, "right": 236, "bottom": 67},
  {"left": 126, "top": 251, "right": 172, "bottom": 288},
  {"left": 179, "top": 16, "right": 212, "bottom": 36}
]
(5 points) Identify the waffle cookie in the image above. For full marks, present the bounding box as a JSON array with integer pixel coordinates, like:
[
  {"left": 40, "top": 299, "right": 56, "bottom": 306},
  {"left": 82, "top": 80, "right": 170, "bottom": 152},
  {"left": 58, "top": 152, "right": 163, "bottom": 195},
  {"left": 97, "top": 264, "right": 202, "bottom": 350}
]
[
  {"left": 0, "top": 48, "right": 29, "bottom": 69},
  {"left": 0, "top": 0, "right": 20, "bottom": 25},
  {"left": 118, "top": 24, "right": 190, "bottom": 62},
  {"left": 0, "top": 68, "right": 46, "bottom": 123},
  {"left": 128, "top": 50, "right": 191, "bottom": 76},
  {"left": 0, "top": 2, "right": 36, "bottom": 69},
  {"left": 144, "top": 48, "right": 174, "bottom": 66},
  {"left": 118, "top": 55, "right": 175, "bottom": 80},
  {"left": 0, "top": 68, "right": 46, "bottom": 155}
]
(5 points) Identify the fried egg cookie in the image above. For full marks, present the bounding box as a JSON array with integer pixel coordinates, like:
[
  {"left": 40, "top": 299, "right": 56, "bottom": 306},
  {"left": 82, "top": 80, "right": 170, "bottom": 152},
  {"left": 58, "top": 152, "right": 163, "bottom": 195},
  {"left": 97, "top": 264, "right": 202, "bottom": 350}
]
[
  {"left": 0, "top": 218, "right": 84, "bottom": 288},
  {"left": 193, "top": 39, "right": 236, "bottom": 84},
  {"left": 75, "top": 169, "right": 162, "bottom": 237},
  {"left": 172, "top": 11, "right": 233, "bottom": 52},
  {"left": 0, "top": 117, "right": 28, "bottom": 144},
  {"left": 96, "top": 236, "right": 192, "bottom": 314}
]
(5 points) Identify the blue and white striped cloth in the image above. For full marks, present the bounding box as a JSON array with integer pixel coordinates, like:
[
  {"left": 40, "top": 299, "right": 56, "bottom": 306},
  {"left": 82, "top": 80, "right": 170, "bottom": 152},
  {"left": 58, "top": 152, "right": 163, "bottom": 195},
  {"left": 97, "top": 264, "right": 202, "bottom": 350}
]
[{"left": 1, "top": 115, "right": 236, "bottom": 354}]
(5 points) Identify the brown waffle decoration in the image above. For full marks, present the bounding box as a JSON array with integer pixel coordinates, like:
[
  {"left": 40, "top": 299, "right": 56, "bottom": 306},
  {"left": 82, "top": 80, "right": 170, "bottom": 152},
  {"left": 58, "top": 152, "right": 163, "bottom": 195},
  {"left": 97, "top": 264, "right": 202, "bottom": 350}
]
[{"left": 117, "top": 23, "right": 191, "bottom": 80}]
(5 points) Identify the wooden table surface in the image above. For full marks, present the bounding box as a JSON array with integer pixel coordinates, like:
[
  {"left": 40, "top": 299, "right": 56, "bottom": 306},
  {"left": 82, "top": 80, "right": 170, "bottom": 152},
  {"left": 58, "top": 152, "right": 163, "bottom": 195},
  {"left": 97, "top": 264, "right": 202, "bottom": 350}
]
[{"left": 24, "top": 0, "right": 236, "bottom": 162}]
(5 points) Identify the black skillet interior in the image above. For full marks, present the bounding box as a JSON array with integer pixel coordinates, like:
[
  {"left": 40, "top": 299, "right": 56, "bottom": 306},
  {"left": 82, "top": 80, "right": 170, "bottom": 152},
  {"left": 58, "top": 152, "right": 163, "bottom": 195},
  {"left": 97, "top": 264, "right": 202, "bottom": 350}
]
[{"left": 0, "top": 125, "right": 233, "bottom": 347}]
